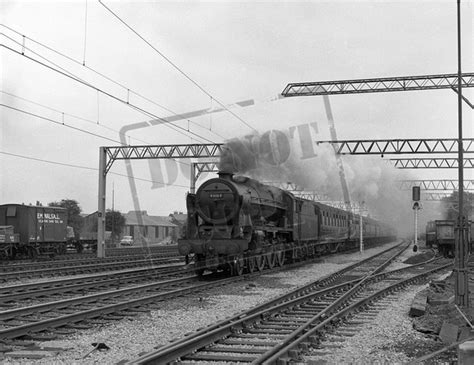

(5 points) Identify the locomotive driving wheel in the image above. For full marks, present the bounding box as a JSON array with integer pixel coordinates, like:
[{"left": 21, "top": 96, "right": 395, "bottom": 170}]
[
  {"left": 247, "top": 254, "right": 256, "bottom": 273},
  {"left": 255, "top": 254, "right": 265, "bottom": 271},
  {"left": 307, "top": 244, "right": 315, "bottom": 257},
  {"left": 265, "top": 251, "right": 276, "bottom": 269},
  {"left": 231, "top": 255, "right": 245, "bottom": 276},
  {"left": 275, "top": 250, "right": 285, "bottom": 267}
]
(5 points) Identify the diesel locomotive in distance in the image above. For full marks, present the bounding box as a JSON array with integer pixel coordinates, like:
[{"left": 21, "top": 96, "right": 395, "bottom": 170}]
[{"left": 178, "top": 172, "right": 396, "bottom": 275}]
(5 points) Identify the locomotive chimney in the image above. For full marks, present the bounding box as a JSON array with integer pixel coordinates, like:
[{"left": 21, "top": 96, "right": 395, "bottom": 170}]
[{"left": 218, "top": 171, "right": 234, "bottom": 180}]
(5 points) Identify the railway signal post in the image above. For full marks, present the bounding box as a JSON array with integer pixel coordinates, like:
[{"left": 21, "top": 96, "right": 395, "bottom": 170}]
[{"left": 412, "top": 186, "right": 421, "bottom": 248}]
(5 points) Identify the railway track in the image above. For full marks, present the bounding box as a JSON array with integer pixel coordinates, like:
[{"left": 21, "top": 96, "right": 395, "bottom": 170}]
[
  {"left": 0, "top": 245, "right": 179, "bottom": 266},
  {"left": 0, "top": 241, "right": 407, "bottom": 346},
  {"left": 0, "top": 255, "right": 183, "bottom": 282},
  {"left": 0, "top": 263, "right": 189, "bottom": 307},
  {"left": 123, "top": 242, "right": 450, "bottom": 364},
  {"left": 0, "top": 272, "right": 241, "bottom": 342}
]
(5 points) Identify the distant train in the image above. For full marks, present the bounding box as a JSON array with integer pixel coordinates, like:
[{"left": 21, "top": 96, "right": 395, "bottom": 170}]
[
  {"left": 425, "top": 219, "right": 472, "bottom": 257},
  {"left": 0, "top": 204, "right": 97, "bottom": 259},
  {"left": 178, "top": 172, "right": 396, "bottom": 275}
]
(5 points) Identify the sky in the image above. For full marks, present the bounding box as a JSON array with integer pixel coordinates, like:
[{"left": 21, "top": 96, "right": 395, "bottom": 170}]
[{"left": 1, "top": 1, "right": 473, "bottom": 232}]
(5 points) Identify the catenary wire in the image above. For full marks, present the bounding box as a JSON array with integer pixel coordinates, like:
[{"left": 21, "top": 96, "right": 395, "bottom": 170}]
[
  {"left": 0, "top": 42, "right": 216, "bottom": 144},
  {"left": 0, "top": 24, "right": 227, "bottom": 140},
  {"left": 1, "top": 91, "right": 185, "bottom": 151},
  {"left": 1, "top": 91, "right": 193, "bottom": 168},
  {"left": 0, "top": 38, "right": 207, "bottom": 144},
  {"left": 98, "top": 1, "right": 258, "bottom": 133},
  {"left": 1, "top": 103, "right": 124, "bottom": 144},
  {"left": 0, "top": 151, "right": 190, "bottom": 188}
]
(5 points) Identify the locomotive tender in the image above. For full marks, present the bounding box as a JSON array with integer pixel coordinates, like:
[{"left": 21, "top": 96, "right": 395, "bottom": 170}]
[{"left": 178, "top": 172, "right": 395, "bottom": 275}]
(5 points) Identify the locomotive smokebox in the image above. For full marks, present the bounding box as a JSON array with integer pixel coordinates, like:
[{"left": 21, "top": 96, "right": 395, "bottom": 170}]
[{"left": 218, "top": 171, "right": 234, "bottom": 180}]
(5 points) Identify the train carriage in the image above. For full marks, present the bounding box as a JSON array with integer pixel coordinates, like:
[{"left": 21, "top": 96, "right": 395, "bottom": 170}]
[{"left": 425, "top": 221, "right": 436, "bottom": 248}]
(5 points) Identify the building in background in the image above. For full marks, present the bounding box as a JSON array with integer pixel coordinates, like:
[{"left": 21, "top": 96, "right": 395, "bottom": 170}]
[
  {"left": 169, "top": 211, "right": 187, "bottom": 239},
  {"left": 123, "top": 211, "right": 177, "bottom": 245}
]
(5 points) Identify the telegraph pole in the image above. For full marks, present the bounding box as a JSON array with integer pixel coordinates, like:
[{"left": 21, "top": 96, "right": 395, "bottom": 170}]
[{"left": 454, "top": 0, "right": 469, "bottom": 307}]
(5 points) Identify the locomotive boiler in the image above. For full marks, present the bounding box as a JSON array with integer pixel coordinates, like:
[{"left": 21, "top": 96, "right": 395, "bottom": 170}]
[{"left": 178, "top": 172, "right": 395, "bottom": 275}]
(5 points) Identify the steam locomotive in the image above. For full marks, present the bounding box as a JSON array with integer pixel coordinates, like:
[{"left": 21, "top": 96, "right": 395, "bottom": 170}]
[{"left": 178, "top": 172, "right": 395, "bottom": 275}]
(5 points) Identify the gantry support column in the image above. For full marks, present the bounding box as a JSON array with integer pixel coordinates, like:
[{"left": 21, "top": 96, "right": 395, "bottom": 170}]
[
  {"left": 190, "top": 163, "right": 197, "bottom": 194},
  {"left": 98, "top": 147, "right": 107, "bottom": 258},
  {"left": 454, "top": 0, "right": 469, "bottom": 307}
]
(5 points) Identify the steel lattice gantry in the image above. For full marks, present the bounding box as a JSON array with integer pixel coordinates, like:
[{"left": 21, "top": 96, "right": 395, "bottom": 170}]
[
  {"left": 317, "top": 138, "right": 474, "bottom": 155},
  {"left": 390, "top": 158, "right": 474, "bottom": 169},
  {"left": 98, "top": 144, "right": 222, "bottom": 257},
  {"left": 104, "top": 144, "right": 223, "bottom": 173},
  {"left": 281, "top": 72, "right": 474, "bottom": 96},
  {"left": 398, "top": 180, "right": 474, "bottom": 191},
  {"left": 423, "top": 192, "right": 454, "bottom": 201}
]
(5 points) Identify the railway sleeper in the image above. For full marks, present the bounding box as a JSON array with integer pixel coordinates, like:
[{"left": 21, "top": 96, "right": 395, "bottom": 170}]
[
  {"left": 268, "top": 316, "right": 308, "bottom": 324},
  {"left": 49, "top": 328, "right": 75, "bottom": 335},
  {"left": 183, "top": 352, "right": 255, "bottom": 362},
  {"left": 299, "top": 304, "right": 329, "bottom": 311},
  {"left": 104, "top": 314, "right": 125, "bottom": 320},
  {"left": 244, "top": 328, "right": 293, "bottom": 335},
  {"left": 309, "top": 350, "right": 333, "bottom": 356},
  {"left": 336, "top": 329, "right": 361, "bottom": 335},
  {"left": 24, "top": 333, "right": 58, "bottom": 341},
  {"left": 278, "top": 313, "right": 315, "bottom": 321},
  {"left": 222, "top": 338, "right": 280, "bottom": 346},
  {"left": 86, "top": 319, "right": 108, "bottom": 325},
  {"left": 255, "top": 323, "right": 300, "bottom": 330},
  {"left": 286, "top": 310, "right": 320, "bottom": 316},
  {"left": 205, "top": 345, "right": 270, "bottom": 354},
  {"left": 325, "top": 335, "right": 348, "bottom": 342},
  {"left": 65, "top": 323, "right": 90, "bottom": 330}
]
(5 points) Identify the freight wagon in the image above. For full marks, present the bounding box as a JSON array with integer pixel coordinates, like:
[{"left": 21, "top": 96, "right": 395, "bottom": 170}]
[
  {"left": 0, "top": 204, "right": 68, "bottom": 258},
  {"left": 425, "top": 219, "right": 472, "bottom": 257}
]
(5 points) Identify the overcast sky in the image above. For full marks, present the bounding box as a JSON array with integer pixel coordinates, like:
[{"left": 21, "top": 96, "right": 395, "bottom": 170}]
[{"left": 1, "top": 1, "right": 473, "bottom": 222}]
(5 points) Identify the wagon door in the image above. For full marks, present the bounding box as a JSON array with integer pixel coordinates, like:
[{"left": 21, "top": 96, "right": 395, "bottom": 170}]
[{"left": 41, "top": 208, "right": 67, "bottom": 242}]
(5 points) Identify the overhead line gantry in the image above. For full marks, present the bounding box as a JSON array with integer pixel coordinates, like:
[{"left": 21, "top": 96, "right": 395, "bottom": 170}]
[
  {"left": 390, "top": 158, "right": 474, "bottom": 169},
  {"left": 281, "top": 70, "right": 473, "bottom": 307},
  {"left": 398, "top": 179, "right": 474, "bottom": 191},
  {"left": 282, "top": 72, "right": 474, "bottom": 98},
  {"left": 98, "top": 74, "right": 474, "bottom": 258},
  {"left": 316, "top": 138, "right": 474, "bottom": 155}
]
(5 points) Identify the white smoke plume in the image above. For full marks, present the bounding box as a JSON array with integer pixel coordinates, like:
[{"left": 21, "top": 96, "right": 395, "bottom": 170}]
[{"left": 219, "top": 129, "right": 443, "bottom": 237}]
